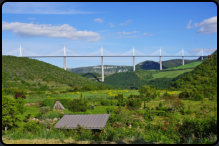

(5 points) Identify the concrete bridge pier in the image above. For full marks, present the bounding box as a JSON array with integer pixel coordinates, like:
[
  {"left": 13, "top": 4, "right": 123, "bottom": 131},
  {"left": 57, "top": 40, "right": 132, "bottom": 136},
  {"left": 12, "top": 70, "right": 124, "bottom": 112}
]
[
  {"left": 182, "top": 56, "right": 184, "bottom": 66},
  {"left": 101, "top": 48, "right": 104, "bottom": 82},
  {"left": 182, "top": 49, "right": 184, "bottom": 65},
  {"left": 64, "top": 56, "right": 66, "bottom": 70},
  {"left": 160, "top": 56, "right": 162, "bottom": 70},
  {"left": 159, "top": 48, "right": 162, "bottom": 70},
  {"left": 133, "top": 48, "right": 135, "bottom": 71},
  {"left": 201, "top": 48, "right": 204, "bottom": 61},
  {"left": 64, "top": 45, "right": 67, "bottom": 70},
  {"left": 101, "top": 56, "right": 104, "bottom": 82}
]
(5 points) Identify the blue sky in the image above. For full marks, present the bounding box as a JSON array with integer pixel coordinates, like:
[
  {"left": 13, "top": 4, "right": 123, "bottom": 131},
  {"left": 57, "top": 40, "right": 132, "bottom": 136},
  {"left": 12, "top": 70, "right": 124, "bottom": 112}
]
[{"left": 2, "top": 2, "right": 217, "bottom": 68}]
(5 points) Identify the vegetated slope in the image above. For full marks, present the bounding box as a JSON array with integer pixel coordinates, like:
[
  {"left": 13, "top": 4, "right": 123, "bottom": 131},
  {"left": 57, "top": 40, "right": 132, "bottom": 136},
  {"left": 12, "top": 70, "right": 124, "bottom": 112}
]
[
  {"left": 162, "top": 59, "right": 197, "bottom": 68},
  {"left": 104, "top": 60, "right": 202, "bottom": 89},
  {"left": 165, "top": 61, "right": 202, "bottom": 70},
  {"left": 2, "top": 56, "right": 106, "bottom": 94},
  {"left": 104, "top": 71, "right": 145, "bottom": 89},
  {"left": 172, "top": 51, "right": 217, "bottom": 99}
]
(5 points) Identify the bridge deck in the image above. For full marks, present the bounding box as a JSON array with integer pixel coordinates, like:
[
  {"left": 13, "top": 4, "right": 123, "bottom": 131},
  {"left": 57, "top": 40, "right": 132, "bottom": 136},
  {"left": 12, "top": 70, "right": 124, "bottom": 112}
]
[{"left": 20, "top": 55, "right": 207, "bottom": 58}]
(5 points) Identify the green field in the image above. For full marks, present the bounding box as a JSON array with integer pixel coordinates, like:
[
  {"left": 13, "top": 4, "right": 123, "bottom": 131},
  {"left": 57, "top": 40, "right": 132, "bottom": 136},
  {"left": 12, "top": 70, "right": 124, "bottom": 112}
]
[
  {"left": 104, "top": 61, "right": 202, "bottom": 89},
  {"left": 3, "top": 89, "right": 217, "bottom": 144},
  {"left": 2, "top": 52, "right": 217, "bottom": 144}
]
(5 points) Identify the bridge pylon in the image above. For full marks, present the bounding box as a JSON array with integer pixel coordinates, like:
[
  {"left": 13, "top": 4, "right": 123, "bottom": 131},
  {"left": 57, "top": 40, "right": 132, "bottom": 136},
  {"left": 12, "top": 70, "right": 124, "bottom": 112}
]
[
  {"left": 64, "top": 45, "right": 66, "bottom": 70},
  {"left": 159, "top": 48, "right": 162, "bottom": 70},
  {"left": 133, "top": 48, "right": 135, "bottom": 71},
  {"left": 182, "top": 48, "right": 184, "bottom": 65},
  {"left": 101, "top": 47, "right": 104, "bottom": 82}
]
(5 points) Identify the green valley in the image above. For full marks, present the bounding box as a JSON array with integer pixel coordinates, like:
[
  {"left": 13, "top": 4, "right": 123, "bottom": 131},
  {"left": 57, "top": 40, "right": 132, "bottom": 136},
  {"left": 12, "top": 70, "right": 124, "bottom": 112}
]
[
  {"left": 104, "top": 60, "right": 202, "bottom": 89},
  {"left": 2, "top": 52, "right": 217, "bottom": 144}
]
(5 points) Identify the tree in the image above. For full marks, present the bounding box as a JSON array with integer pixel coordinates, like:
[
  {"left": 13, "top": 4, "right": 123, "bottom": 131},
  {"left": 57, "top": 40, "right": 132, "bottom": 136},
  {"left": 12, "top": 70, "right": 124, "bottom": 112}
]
[
  {"left": 126, "top": 95, "right": 141, "bottom": 109},
  {"left": 68, "top": 99, "right": 88, "bottom": 112},
  {"left": 139, "top": 86, "right": 157, "bottom": 109},
  {"left": 15, "top": 97, "right": 26, "bottom": 114},
  {"left": 2, "top": 95, "right": 21, "bottom": 131},
  {"left": 115, "top": 94, "right": 125, "bottom": 106}
]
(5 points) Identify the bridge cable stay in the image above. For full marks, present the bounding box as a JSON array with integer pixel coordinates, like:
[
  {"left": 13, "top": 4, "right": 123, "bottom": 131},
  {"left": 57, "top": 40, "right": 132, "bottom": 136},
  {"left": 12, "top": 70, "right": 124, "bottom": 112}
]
[{"left": 4, "top": 48, "right": 19, "bottom": 56}]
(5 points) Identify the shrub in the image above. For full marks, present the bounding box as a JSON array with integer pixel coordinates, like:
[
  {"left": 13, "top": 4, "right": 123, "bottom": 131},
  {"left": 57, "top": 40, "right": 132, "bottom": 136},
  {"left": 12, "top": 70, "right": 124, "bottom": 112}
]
[
  {"left": 39, "top": 106, "right": 51, "bottom": 114},
  {"left": 44, "top": 111, "right": 63, "bottom": 119},
  {"left": 179, "top": 88, "right": 204, "bottom": 101},
  {"left": 2, "top": 96, "right": 21, "bottom": 130},
  {"left": 75, "top": 125, "right": 93, "bottom": 140},
  {"left": 68, "top": 99, "right": 87, "bottom": 112},
  {"left": 178, "top": 116, "right": 217, "bottom": 143},
  {"left": 139, "top": 86, "right": 157, "bottom": 109},
  {"left": 126, "top": 95, "right": 142, "bottom": 109},
  {"left": 15, "top": 97, "right": 25, "bottom": 114},
  {"left": 23, "top": 121, "right": 41, "bottom": 134},
  {"left": 100, "top": 99, "right": 111, "bottom": 106},
  {"left": 106, "top": 107, "right": 116, "bottom": 114},
  {"left": 115, "top": 94, "right": 125, "bottom": 106},
  {"left": 42, "top": 99, "right": 56, "bottom": 108}
]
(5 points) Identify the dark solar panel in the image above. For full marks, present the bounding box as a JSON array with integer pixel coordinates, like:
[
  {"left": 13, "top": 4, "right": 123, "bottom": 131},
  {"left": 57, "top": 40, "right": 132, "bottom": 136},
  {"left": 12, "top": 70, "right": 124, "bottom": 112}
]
[{"left": 55, "top": 114, "right": 110, "bottom": 129}]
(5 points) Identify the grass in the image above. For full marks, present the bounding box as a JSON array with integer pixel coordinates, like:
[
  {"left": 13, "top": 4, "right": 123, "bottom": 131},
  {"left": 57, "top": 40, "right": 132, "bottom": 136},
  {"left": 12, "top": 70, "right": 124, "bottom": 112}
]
[
  {"left": 166, "top": 61, "right": 202, "bottom": 70},
  {"left": 4, "top": 89, "right": 217, "bottom": 144},
  {"left": 104, "top": 61, "right": 202, "bottom": 89},
  {"left": 152, "top": 69, "right": 193, "bottom": 79}
]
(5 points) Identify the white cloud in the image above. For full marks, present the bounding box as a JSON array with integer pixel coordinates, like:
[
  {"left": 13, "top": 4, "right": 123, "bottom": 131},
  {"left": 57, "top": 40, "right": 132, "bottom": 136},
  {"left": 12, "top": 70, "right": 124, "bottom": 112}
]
[
  {"left": 117, "top": 31, "right": 137, "bottom": 35},
  {"left": 94, "top": 18, "right": 103, "bottom": 23},
  {"left": 196, "top": 16, "right": 217, "bottom": 33},
  {"left": 186, "top": 16, "right": 217, "bottom": 34},
  {"left": 2, "top": 2, "right": 95, "bottom": 15},
  {"left": 143, "top": 32, "right": 154, "bottom": 36},
  {"left": 109, "top": 23, "right": 115, "bottom": 28},
  {"left": 120, "top": 19, "right": 132, "bottom": 26},
  {"left": 2, "top": 21, "right": 101, "bottom": 42},
  {"left": 117, "top": 31, "right": 138, "bottom": 39},
  {"left": 186, "top": 19, "right": 193, "bottom": 29}
]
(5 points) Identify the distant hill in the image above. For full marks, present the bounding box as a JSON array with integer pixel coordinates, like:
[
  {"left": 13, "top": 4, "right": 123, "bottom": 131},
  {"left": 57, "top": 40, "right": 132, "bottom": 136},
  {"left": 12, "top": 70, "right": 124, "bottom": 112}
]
[
  {"left": 162, "top": 59, "right": 197, "bottom": 68},
  {"left": 68, "top": 59, "right": 199, "bottom": 75},
  {"left": 104, "top": 60, "right": 202, "bottom": 89},
  {"left": 2, "top": 56, "right": 107, "bottom": 94},
  {"left": 67, "top": 65, "right": 132, "bottom": 75},
  {"left": 81, "top": 73, "right": 101, "bottom": 82},
  {"left": 136, "top": 60, "right": 167, "bottom": 70},
  {"left": 172, "top": 51, "right": 217, "bottom": 99}
]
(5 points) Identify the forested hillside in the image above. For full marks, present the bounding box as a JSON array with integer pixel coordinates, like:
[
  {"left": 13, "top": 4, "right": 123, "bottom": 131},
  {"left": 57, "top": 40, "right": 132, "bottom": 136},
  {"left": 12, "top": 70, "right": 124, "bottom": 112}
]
[
  {"left": 172, "top": 51, "right": 217, "bottom": 100},
  {"left": 135, "top": 60, "right": 167, "bottom": 70},
  {"left": 104, "top": 61, "right": 201, "bottom": 89},
  {"left": 2, "top": 56, "right": 107, "bottom": 94}
]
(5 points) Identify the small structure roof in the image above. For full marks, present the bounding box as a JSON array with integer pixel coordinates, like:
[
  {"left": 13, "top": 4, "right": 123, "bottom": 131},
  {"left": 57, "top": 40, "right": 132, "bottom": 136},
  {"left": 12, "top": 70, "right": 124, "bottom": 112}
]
[
  {"left": 55, "top": 114, "right": 110, "bottom": 129},
  {"left": 53, "top": 100, "right": 65, "bottom": 110}
]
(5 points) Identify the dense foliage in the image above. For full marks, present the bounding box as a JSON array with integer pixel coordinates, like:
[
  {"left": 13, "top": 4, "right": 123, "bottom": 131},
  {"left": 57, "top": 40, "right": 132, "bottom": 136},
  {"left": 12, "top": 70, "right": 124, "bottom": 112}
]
[
  {"left": 172, "top": 51, "right": 217, "bottom": 100},
  {"left": 136, "top": 60, "right": 167, "bottom": 70},
  {"left": 2, "top": 95, "right": 25, "bottom": 130},
  {"left": 2, "top": 56, "right": 109, "bottom": 94},
  {"left": 104, "top": 62, "right": 198, "bottom": 89},
  {"left": 162, "top": 59, "right": 197, "bottom": 68},
  {"left": 2, "top": 53, "right": 217, "bottom": 144}
]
